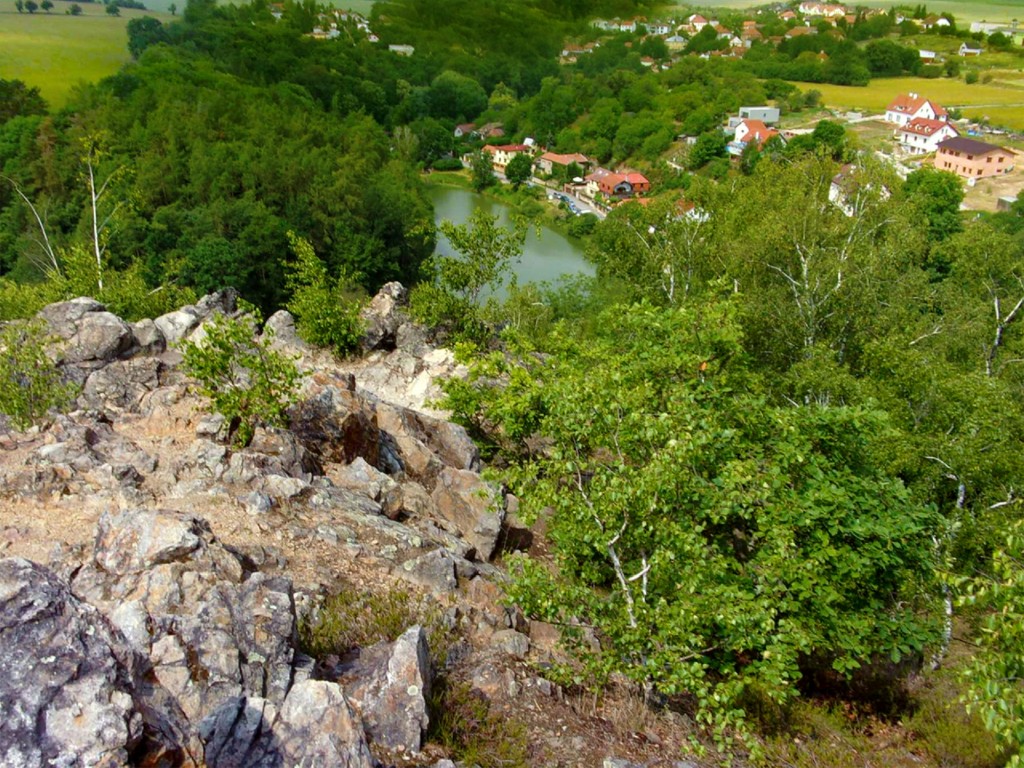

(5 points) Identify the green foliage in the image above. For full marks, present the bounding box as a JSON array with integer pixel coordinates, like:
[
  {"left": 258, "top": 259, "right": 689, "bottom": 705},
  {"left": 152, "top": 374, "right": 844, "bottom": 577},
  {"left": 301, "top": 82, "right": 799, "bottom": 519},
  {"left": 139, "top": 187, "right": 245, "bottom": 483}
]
[
  {"left": 504, "top": 152, "right": 533, "bottom": 189},
  {"left": 410, "top": 208, "right": 525, "bottom": 341},
  {"left": 904, "top": 168, "right": 964, "bottom": 242},
  {"left": 961, "top": 517, "right": 1024, "bottom": 766},
  {"left": 428, "top": 679, "right": 529, "bottom": 768},
  {"left": 285, "top": 232, "right": 365, "bottom": 357},
  {"left": 0, "top": 79, "right": 47, "bottom": 123},
  {"left": 452, "top": 300, "right": 940, "bottom": 752},
  {"left": 688, "top": 131, "right": 726, "bottom": 170},
  {"left": 180, "top": 307, "right": 301, "bottom": 447},
  {"left": 299, "top": 583, "right": 450, "bottom": 664},
  {"left": 471, "top": 151, "right": 496, "bottom": 192},
  {"left": 126, "top": 17, "right": 168, "bottom": 59},
  {"left": 0, "top": 319, "right": 77, "bottom": 430}
]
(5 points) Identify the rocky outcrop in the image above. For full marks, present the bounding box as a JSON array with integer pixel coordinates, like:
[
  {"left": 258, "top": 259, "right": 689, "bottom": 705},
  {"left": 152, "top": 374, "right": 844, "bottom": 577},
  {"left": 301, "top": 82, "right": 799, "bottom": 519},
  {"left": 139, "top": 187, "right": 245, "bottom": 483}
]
[
  {"left": 0, "top": 557, "right": 185, "bottom": 768},
  {"left": 432, "top": 468, "right": 506, "bottom": 561},
  {"left": 360, "top": 280, "right": 408, "bottom": 351},
  {"left": 340, "top": 625, "right": 432, "bottom": 753}
]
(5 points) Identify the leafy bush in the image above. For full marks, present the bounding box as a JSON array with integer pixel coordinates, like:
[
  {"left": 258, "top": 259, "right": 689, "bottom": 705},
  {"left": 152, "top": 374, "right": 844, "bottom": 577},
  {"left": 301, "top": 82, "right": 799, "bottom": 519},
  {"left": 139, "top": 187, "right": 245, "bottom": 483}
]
[
  {"left": 285, "top": 233, "right": 365, "bottom": 357},
  {"left": 428, "top": 679, "right": 529, "bottom": 768},
  {"left": 567, "top": 213, "right": 598, "bottom": 238},
  {"left": 432, "top": 157, "right": 464, "bottom": 171},
  {"left": 180, "top": 307, "right": 301, "bottom": 447},
  {"left": 0, "top": 320, "right": 78, "bottom": 430}
]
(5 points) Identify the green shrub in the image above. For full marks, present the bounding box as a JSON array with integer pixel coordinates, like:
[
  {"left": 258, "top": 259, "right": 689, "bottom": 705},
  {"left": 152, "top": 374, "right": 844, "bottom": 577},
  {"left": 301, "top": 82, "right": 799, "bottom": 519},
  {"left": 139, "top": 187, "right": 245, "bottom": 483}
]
[
  {"left": 428, "top": 678, "right": 529, "bottom": 768},
  {"left": 0, "top": 320, "right": 78, "bottom": 429},
  {"left": 966, "top": 71, "right": 979, "bottom": 84},
  {"left": 180, "top": 306, "right": 301, "bottom": 447},
  {"left": 299, "top": 583, "right": 455, "bottom": 670},
  {"left": 432, "top": 157, "right": 464, "bottom": 171},
  {"left": 285, "top": 232, "right": 365, "bottom": 357}
]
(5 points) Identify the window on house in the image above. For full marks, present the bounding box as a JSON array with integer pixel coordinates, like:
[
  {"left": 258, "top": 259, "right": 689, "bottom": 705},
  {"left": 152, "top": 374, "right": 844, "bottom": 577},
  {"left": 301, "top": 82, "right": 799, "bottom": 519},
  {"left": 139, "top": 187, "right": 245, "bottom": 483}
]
[
  {"left": 978, "top": 169, "right": 982, "bottom": 175},
  {"left": 967, "top": 155, "right": 974, "bottom": 160},
  {"left": 988, "top": 157, "right": 992, "bottom": 163}
]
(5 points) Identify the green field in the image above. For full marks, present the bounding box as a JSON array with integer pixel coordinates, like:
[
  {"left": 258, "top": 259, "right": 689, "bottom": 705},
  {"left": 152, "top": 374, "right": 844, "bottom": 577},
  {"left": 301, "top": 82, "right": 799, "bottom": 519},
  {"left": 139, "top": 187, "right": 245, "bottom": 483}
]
[
  {"left": 799, "top": 76, "right": 1024, "bottom": 128},
  {"left": 678, "top": 0, "right": 1024, "bottom": 24},
  {"left": 0, "top": 2, "right": 171, "bottom": 108}
]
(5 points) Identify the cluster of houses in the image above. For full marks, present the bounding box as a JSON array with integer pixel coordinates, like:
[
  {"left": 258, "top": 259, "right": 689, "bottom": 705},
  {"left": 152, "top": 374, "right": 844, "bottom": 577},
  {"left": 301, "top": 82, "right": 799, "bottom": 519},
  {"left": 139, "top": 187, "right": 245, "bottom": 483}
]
[
  {"left": 884, "top": 92, "right": 1016, "bottom": 182},
  {"left": 467, "top": 143, "right": 652, "bottom": 205},
  {"left": 583, "top": 4, "right": 964, "bottom": 65}
]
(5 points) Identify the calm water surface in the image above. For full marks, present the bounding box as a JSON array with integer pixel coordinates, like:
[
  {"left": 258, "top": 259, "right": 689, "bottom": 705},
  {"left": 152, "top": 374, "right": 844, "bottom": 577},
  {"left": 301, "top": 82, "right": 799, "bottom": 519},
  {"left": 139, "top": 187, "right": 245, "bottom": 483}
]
[{"left": 427, "top": 185, "right": 594, "bottom": 297}]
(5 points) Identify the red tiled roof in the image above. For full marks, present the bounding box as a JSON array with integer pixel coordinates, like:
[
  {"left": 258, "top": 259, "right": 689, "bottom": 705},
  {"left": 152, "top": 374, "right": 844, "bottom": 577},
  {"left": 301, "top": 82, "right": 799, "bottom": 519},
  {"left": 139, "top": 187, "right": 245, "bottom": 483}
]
[
  {"left": 483, "top": 144, "right": 531, "bottom": 153},
  {"left": 886, "top": 93, "right": 947, "bottom": 119},
  {"left": 903, "top": 118, "right": 957, "bottom": 137}
]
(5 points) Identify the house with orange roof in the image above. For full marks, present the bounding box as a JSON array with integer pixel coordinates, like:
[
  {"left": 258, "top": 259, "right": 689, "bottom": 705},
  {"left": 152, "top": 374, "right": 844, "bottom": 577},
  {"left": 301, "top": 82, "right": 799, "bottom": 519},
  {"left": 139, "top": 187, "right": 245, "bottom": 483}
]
[
  {"left": 779, "top": 9, "right": 797, "bottom": 21},
  {"left": 785, "top": 26, "right": 816, "bottom": 38},
  {"left": 536, "top": 152, "right": 592, "bottom": 177},
  {"left": 884, "top": 92, "right": 947, "bottom": 127},
  {"left": 688, "top": 13, "right": 709, "bottom": 32},
  {"left": 598, "top": 171, "right": 650, "bottom": 198},
  {"left": 733, "top": 119, "right": 780, "bottom": 148},
  {"left": 799, "top": 2, "right": 846, "bottom": 17},
  {"left": 895, "top": 118, "right": 959, "bottom": 155}
]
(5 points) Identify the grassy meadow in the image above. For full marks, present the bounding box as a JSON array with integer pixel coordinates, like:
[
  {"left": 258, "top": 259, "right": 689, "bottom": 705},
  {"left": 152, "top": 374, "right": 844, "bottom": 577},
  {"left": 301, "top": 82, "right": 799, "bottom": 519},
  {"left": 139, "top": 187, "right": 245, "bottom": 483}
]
[
  {"left": 800, "top": 76, "right": 1024, "bottom": 129},
  {"left": 0, "top": 2, "right": 171, "bottom": 108},
  {"left": 683, "top": 0, "right": 1024, "bottom": 23}
]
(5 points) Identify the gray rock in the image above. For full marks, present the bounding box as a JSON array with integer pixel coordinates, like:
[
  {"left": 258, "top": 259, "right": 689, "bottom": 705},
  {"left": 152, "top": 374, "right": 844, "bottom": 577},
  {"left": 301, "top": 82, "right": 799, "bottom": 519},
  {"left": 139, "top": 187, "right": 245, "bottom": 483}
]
[
  {"left": 431, "top": 468, "right": 505, "bottom": 561},
  {"left": 201, "top": 680, "right": 374, "bottom": 768},
  {"left": 603, "top": 759, "right": 642, "bottom": 768},
  {"left": 129, "top": 318, "right": 166, "bottom": 355},
  {"left": 73, "top": 509, "right": 298, "bottom": 751},
  {"left": 154, "top": 308, "right": 200, "bottom": 346},
  {"left": 340, "top": 625, "right": 431, "bottom": 753},
  {"left": 399, "top": 549, "right": 458, "bottom": 594},
  {"left": 263, "top": 310, "right": 308, "bottom": 352},
  {"left": 361, "top": 281, "right": 408, "bottom": 351},
  {"left": 92, "top": 508, "right": 203, "bottom": 575},
  {"left": 329, "top": 457, "right": 399, "bottom": 503},
  {"left": 0, "top": 558, "right": 143, "bottom": 768},
  {"left": 492, "top": 629, "right": 530, "bottom": 660},
  {"left": 290, "top": 378, "right": 380, "bottom": 466},
  {"left": 377, "top": 403, "right": 480, "bottom": 489},
  {"left": 37, "top": 298, "right": 135, "bottom": 370},
  {"left": 80, "top": 357, "right": 166, "bottom": 413}
]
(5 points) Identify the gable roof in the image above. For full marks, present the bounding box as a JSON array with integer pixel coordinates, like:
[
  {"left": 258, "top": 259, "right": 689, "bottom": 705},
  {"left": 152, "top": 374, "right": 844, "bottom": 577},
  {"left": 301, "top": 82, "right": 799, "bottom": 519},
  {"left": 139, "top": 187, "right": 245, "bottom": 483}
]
[
  {"left": 737, "top": 119, "right": 779, "bottom": 145},
  {"left": 540, "top": 152, "right": 590, "bottom": 166},
  {"left": 902, "top": 118, "right": 958, "bottom": 137},
  {"left": 886, "top": 93, "right": 947, "bottom": 119},
  {"left": 483, "top": 143, "right": 531, "bottom": 153},
  {"left": 937, "top": 137, "right": 1013, "bottom": 156}
]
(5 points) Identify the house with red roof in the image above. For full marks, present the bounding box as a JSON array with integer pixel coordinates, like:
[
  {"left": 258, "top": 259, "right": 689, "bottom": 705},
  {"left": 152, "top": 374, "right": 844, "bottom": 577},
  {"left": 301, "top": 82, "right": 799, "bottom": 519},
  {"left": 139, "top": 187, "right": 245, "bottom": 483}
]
[
  {"left": 688, "top": 13, "right": 709, "bottom": 31},
  {"left": 895, "top": 118, "right": 959, "bottom": 155},
  {"left": 884, "top": 92, "right": 948, "bottom": 127},
  {"left": 598, "top": 171, "right": 650, "bottom": 198}
]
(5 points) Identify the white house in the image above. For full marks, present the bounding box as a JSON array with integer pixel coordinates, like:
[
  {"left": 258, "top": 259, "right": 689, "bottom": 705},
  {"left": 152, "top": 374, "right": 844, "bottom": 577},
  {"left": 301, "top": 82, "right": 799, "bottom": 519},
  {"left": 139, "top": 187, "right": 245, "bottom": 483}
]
[
  {"left": 884, "top": 92, "right": 948, "bottom": 126},
  {"left": 959, "top": 42, "right": 983, "bottom": 57},
  {"left": 798, "top": 2, "right": 846, "bottom": 17},
  {"left": 895, "top": 118, "right": 960, "bottom": 155}
]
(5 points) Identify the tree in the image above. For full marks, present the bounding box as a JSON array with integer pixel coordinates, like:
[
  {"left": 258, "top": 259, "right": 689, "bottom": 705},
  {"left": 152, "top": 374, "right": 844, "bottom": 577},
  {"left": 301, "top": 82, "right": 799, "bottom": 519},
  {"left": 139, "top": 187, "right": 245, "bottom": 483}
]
[
  {"left": 0, "top": 79, "right": 47, "bottom": 123},
  {"left": 69, "top": 2, "right": 81, "bottom": 12},
  {"left": 40, "top": 0, "right": 52, "bottom": 11},
  {"left": 168, "top": 1, "right": 175, "bottom": 13},
  {"left": 105, "top": 2, "right": 119, "bottom": 15},
  {"left": 24, "top": 0, "right": 37, "bottom": 12},
  {"left": 0, "top": 320, "right": 78, "bottom": 430},
  {"left": 410, "top": 208, "right": 525, "bottom": 340},
  {"left": 471, "top": 151, "right": 496, "bottom": 192},
  {"left": 960, "top": 517, "right": 1024, "bottom": 766},
  {"left": 904, "top": 167, "right": 964, "bottom": 243},
  {"left": 180, "top": 307, "right": 302, "bottom": 447},
  {"left": 449, "top": 300, "right": 940, "bottom": 749},
  {"left": 504, "top": 152, "right": 533, "bottom": 189},
  {"left": 14, "top": 0, "right": 23, "bottom": 11},
  {"left": 687, "top": 131, "right": 726, "bottom": 170},
  {"left": 127, "top": 17, "right": 169, "bottom": 59},
  {"left": 285, "top": 232, "right": 365, "bottom": 357}
]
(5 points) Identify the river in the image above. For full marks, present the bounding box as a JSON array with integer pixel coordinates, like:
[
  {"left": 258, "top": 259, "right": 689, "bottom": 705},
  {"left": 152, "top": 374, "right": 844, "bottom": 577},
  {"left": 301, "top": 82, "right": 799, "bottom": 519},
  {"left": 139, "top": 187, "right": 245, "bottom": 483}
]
[{"left": 427, "top": 185, "right": 593, "bottom": 298}]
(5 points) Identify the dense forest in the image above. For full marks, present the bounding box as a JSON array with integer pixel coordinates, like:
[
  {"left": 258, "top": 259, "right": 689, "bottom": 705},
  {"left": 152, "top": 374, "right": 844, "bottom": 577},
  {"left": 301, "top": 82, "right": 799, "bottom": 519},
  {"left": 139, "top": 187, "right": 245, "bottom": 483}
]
[{"left": 1, "top": 0, "right": 1023, "bottom": 763}]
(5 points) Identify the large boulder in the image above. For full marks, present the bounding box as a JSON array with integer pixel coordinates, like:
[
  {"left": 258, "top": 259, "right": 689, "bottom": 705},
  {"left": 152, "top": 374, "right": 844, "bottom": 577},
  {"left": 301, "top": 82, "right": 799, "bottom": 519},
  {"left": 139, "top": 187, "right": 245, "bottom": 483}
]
[
  {"left": 80, "top": 356, "right": 168, "bottom": 413},
  {"left": 37, "top": 298, "right": 135, "bottom": 375},
  {"left": 361, "top": 281, "right": 408, "bottom": 351},
  {"left": 200, "top": 680, "right": 374, "bottom": 768},
  {"left": 292, "top": 373, "right": 380, "bottom": 467},
  {"left": 72, "top": 509, "right": 299, "bottom": 752},
  {"left": 339, "top": 625, "right": 432, "bottom": 753},
  {"left": 431, "top": 468, "right": 505, "bottom": 561},
  {"left": 0, "top": 558, "right": 145, "bottom": 768},
  {"left": 376, "top": 403, "right": 479, "bottom": 490}
]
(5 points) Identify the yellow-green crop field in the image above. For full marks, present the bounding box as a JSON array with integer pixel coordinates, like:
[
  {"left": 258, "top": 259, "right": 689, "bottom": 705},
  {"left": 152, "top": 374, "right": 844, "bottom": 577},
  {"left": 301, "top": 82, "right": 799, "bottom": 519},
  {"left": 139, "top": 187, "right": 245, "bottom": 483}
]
[
  {"left": 799, "top": 76, "right": 1024, "bottom": 129},
  {"left": 686, "top": 0, "right": 1024, "bottom": 23},
  {"left": 0, "top": 2, "right": 169, "bottom": 108}
]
